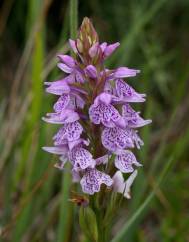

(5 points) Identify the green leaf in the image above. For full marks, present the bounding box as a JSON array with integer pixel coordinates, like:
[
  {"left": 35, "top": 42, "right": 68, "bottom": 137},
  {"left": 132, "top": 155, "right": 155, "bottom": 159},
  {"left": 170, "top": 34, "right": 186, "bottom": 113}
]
[{"left": 79, "top": 207, "right": 98, "bottom": 242}]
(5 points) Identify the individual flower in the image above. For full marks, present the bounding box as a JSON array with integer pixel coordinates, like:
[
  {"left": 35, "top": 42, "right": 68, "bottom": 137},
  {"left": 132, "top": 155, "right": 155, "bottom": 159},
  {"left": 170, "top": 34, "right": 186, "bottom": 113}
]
[
  {"left": 53, "top": 121, "right": 83, "bottom": 144},
  {"left": 69, "top": 146, "right": 96, "bottom": 170},
  {"left": 80, "top": 168, "right": 113, "bottom": 195},
  {"left": 57, "top": 54, "right": 85, "bottom": 84},
  {"left": 115, "top": 150, "right": 142, "bottom": 173},
  {"left": 42, "top": 110, "right": 80, "bottom": 124},
  {"left": 115, "top": 79, "right": 146, "bottom": 103},
  {"left": 122, "top": 104, "right": 152, "bottom": 128},
  {"left": 101, "top": 126, "right": 135, "bottom": 153},
  {"left": 89, "top": 93, "right": 125, "bottom": 128},
  {"left": 112, "top": 170, "right": 138, "bottom": 199}
]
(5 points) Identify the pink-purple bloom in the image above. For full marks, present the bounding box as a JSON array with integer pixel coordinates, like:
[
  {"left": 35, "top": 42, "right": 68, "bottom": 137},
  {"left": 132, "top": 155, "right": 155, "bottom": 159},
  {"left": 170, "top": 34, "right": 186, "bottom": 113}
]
[
  {"left": 89, "top": 93, "right": 123, "bottom": 128},
  {"left": 43, "top": 17, "right": 151, "bottom": 198},
  {"left": 80, "top": 168, "right": 113, "bottom": 195}
]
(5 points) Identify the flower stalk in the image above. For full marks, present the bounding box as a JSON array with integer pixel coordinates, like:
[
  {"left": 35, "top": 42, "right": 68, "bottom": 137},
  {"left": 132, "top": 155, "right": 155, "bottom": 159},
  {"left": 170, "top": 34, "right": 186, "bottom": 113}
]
[{"left": 43, "top": 17, "right": 151, "bottom": 241}]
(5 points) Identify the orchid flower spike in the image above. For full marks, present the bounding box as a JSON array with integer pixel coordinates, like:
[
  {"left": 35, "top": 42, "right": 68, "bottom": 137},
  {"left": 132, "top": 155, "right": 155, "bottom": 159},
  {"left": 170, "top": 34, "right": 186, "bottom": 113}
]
[{"left": 43, "top": 17, "right": 151, "bottom": 198}]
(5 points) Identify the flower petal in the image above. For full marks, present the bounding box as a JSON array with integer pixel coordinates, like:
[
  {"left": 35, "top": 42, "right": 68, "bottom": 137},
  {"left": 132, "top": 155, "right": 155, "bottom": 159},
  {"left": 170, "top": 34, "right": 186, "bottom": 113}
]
[
  {"left": 101, "top": 127, "right": 135, "bottom": 152},
  {"left": 69, "top": 39, "right": 78, "bottom": 54},
  {"left": 42, "top": 146, "right": 68, "bottom": 155},
  {"left": 94, "top": 92, "right": 112, "bottom": 105},
  {"left": 122, "top": 104, "right": 152, "bottom": 128},
  {"left": 70, "top": 147, "right": 96, "bottom": 170},
  {"left": 75, "top": 70, "right": 85, "bottom": 83},
  {"left": 100, "top": 42, "right": 107, "bottom": 52},
  {"left": 112, "top": 170, "right": 138, "bottom": 199},
  {"left": 95, "top": 155, "right": 109, "bottom": 165},
  {"left": 68, "top": 138, "right": 90, "bottom": 150},
  {"left": 89, "top": 102, "right": 121, "bottom": 127},
  {"left": 53, "top": 94, "right": 70, "bottom": 112},
  {"left": 57, "top": 63, "right": 73, "bottom": 73},
  {"left": 115, "top": 79, "right": 146, "bottom": 102},
  {"left": 57, "top": 55, "right": 75, "bottom": 68},
  {"left": 80, "top": 168, "right": 113, "bottom": 195},
  {"left": 103, "top": 42, "right": 120, "bottom": 58},
  {"left": 85, "top": 65, "right": 97, "bottom": 78},
  {"left": 53, "top": 121, "right": 83, "bottom": 145},
  {"left": 45, "top": 80, "right": 70, "bottom": 95},
  {"left": 114, "top": 67, "right": 140, "bottom": 78},
  {"left": 115, "top": 150, "right": 141, "bottom": 173},
  {"left": 42, "top": 110, "right": 80, "bottom": 124}
]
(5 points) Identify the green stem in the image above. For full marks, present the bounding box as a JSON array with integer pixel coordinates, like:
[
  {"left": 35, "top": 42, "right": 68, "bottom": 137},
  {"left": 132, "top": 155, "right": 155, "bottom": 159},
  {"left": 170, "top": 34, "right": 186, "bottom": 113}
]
[
  {"left": 96, "top": 195, "right": 109, "bottom": 242},
  {"left": 69, "top": 0, "right": 78, "bottom": 39}
]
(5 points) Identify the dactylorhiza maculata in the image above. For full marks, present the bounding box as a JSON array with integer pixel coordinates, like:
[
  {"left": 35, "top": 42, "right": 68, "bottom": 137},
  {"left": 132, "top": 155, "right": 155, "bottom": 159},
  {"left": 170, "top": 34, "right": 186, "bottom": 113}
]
[{"left": 42, "top": 17, "right": 151, "bottom": 199}]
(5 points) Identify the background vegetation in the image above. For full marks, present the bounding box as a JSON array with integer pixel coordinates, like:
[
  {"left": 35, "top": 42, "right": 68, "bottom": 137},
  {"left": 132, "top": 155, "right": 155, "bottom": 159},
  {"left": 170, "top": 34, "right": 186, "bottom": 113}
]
[{"left": 0, "top": 0, "right": 189, "bottom": 241}]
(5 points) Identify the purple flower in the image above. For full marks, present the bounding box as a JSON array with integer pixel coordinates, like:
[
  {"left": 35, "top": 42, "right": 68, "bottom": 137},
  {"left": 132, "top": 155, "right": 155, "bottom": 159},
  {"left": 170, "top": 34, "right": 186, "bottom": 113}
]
[
  {"left": 57, "top": 54, "right": 85, "bottom": 84},
  {"left": 89, "top": 93, "right": 123, "bottom": 128},
  {"left": 130, "top": 130, "right": 144, "bottom": 149},
  {"left": 43, "top": 17, "right": 151, "bottom": 197},
  {"left": 80, "top": 168, "right": 113, "bottom": 195},
  {"left": 115, "top": 79, "right": 146, "bottom": 102},
  {"left": 69, "top": 147, "right": 96, "bottom": 170},
  {"left": 58, "top": 54, "right": 76, "bottom": 68},
  {"left": 103, "top": 42, "right": 120, "bottom": 58},
  {"left": 101, "top": 127, "right": 135, "bottom": 153},
  {"left": 53, "top": 121, "right": 83, "bottom": 144},
  {"left": 53, "top": 93, "right": 85, "bottom": 114},
  {"left": 100, "top": 42, "right": 120, "bottom": 59},
  {"left": 115, "top": 150, "right": 141, "bottom": 173},
  {"left": 53, "top": 94, "right": 71, "bottom": 113},
  {"left": 67, "top": 138, "right": 90, "bottom": 150},
  {"left": 113, "top": 67, "right": 140, "bottom": 78},
  {"left": 122, "top": 104, "right": 152, "bottom": 128},
  {"left": 42, "top": 110, "right": 80, "bottom": 124},
  {"left": 45, "top": 78, "right": 86, "bottom": 95},
  {"left": 45, "top": 80, "right": 70, "bottom": 95},
  {"left": 42, "top": 145, "right": 69, "bottom": 155}
]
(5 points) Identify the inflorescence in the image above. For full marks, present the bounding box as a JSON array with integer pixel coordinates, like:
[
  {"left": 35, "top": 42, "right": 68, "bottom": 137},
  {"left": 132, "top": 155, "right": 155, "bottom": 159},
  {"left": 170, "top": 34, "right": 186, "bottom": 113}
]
[{"left": 43, "top": 17, "right": 151, "bottom": 197}]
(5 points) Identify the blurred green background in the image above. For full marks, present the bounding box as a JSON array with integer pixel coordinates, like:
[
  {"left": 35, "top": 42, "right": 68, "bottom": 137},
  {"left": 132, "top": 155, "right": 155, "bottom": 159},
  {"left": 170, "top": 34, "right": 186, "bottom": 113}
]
[{"left": 0, "top": 0, "right": 189, "bottom": 241}]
